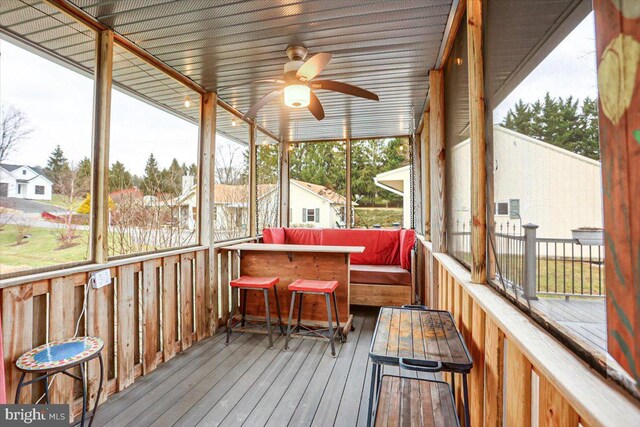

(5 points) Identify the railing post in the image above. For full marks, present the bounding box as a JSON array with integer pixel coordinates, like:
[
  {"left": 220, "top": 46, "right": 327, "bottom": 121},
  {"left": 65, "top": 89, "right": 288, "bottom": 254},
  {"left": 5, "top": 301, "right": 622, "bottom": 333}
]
[{"left": 523, "top": 224, "right": 538, "bottom": 300}]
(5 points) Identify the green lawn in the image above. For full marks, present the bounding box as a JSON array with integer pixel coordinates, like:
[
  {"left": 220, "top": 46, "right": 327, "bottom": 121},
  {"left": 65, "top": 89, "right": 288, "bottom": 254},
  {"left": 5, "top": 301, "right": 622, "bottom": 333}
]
[
  {"left": 0, "top": 225, "right": 89, "bottom": 274},
  {"left": 50, "top": 193, "right": 84, "bottom": 211},
  {"left": 354, "top": 207, "right": 403, "bottom": 228}
]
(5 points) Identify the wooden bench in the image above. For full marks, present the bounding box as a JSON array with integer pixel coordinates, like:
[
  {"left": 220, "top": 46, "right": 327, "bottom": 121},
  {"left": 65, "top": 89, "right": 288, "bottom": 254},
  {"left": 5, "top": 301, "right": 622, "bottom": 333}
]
[{"left": 374, "top": 375, "right": 459, "bottom": 426}]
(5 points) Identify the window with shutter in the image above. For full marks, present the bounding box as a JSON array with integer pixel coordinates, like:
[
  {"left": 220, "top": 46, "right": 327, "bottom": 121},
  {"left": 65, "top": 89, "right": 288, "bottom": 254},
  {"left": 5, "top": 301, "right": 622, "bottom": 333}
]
[{"left": 302, "top": 208, "right": 307, "bottom": 222}]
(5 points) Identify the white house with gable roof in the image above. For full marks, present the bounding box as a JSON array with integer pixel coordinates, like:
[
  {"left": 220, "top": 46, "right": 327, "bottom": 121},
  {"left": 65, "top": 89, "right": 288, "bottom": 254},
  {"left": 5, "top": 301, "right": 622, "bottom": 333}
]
[{"left": 0, "top": 164, "right": 53, "bottom": 200}]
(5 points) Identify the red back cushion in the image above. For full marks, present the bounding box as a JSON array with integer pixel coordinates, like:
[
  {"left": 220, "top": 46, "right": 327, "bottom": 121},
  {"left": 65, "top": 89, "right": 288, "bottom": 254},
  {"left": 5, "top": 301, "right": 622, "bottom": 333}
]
[
  {"left": 262, "top": 227, "right": 285, "bottom": 244},
  {"left": 284, "top": 228, "right": 323, "bottom": 245},
  {"left": 320, "top": 229, "right": 400, "bottom": 265},
  {"left": 399, "top": 229, "right": 416, "bottom": 269}
]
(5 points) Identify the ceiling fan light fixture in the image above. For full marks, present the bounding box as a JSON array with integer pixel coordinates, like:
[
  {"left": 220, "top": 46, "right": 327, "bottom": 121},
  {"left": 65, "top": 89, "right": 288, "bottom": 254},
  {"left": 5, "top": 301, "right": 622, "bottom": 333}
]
[{"left": 284, "top": 83, "right": 310, "bottom": 108}]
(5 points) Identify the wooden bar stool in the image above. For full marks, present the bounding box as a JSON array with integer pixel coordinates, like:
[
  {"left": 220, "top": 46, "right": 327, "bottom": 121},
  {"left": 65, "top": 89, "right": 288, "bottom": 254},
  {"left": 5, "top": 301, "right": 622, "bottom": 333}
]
[
  {"left": 284, "top": 279, "right": 345, "bottom": 356},
  {"left": 226, "top": 276, "right": 284, "bottom": 349}
]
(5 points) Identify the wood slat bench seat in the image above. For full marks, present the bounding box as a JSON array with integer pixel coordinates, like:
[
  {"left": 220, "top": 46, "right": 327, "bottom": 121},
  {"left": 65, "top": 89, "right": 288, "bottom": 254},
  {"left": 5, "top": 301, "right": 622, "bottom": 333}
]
[{"left": 374, "top": 375, "right": 459, "bottom": 427}]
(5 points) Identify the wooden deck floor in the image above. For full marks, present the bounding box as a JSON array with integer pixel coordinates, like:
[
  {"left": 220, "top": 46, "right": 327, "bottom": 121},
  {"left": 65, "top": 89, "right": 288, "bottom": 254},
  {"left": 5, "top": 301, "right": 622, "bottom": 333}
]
[
  {"left": 93, "top": 307, "right": 431, "bottom": 427},
  {"left": 531, "top": 298, "right": 607, "bottom": 354}
]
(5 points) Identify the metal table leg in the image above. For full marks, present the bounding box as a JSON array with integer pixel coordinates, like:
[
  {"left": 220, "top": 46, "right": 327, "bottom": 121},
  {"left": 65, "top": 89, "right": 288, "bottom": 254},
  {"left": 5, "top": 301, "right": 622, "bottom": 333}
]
[
  {"left": 462, "top": 373, "right": 470, "bottom": 427},
  {"left": 367, "top": 363, "right": 379, "bottom": 427},
  {"left": 14, "top": 372, "right": 27, "bottom": 404}
]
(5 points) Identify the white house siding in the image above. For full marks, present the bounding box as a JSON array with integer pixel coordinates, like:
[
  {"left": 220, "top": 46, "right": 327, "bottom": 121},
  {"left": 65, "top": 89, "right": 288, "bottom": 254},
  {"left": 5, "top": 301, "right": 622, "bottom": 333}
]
[
  {"left": 289, "top": 183, "right": 342, "bottom": 228},
  {"left": 22, "top": 175, "right": 53, "bottom": 200},
  {"left": 0, "top": 165, "right": 52, "bottom": 200},
  {"left": 449, "top": 126, "right": 603, "bottom": 242},
  {"left": 0, "top": 168, "right": 17, "bottom": 197}
]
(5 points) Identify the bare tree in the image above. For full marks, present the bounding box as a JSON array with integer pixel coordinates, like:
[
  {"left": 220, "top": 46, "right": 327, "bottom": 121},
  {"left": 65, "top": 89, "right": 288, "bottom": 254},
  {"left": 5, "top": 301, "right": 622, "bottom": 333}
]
[
  {"left": 52, "top": 163, "right": 89, "bottom": 249},
  {"left": 14, "top": 215, "right": 32, "bottom": 246},
  {"left": 1, "top": 105, "right": 33, "bottom": 163},
  {"left": 0, "top": 206, "right": 15, "bottom": 231}
]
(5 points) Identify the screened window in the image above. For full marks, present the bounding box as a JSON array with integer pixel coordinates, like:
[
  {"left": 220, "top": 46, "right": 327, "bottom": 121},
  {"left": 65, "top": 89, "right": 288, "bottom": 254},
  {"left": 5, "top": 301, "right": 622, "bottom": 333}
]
[
  {"left": 108, "top": 43, "right": 199, "bottom": 256},
  {"left": 256, "top": 131, "right": 279, "bottom": 232},
  {"left": 496, "top": 202, "right": 508, "bottom": 215},
  {"left": 289, "top": 141, "right": 346, "bottom": 228},
  {"left": 0, "top": 4, "right": 95, "bottom": 275}
]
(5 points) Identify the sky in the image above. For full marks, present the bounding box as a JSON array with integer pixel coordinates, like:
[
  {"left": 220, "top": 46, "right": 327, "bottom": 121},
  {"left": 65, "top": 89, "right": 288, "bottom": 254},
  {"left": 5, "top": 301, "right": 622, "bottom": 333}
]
[
  {"left": 1, "top": 12, "right": 597, "bottom": 175},
  {"left": 493, "top": 12, "right": 598, "bottom": 122}
]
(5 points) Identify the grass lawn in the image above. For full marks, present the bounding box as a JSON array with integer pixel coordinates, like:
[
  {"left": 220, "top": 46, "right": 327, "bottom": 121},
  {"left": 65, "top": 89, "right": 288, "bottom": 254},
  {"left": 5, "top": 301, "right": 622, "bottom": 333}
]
[
  {"left": 354, "top": 207, "right": 403, "bottom": 228},
  {"left": 0, "top": 224, "right": 89, "bottom": 274}
]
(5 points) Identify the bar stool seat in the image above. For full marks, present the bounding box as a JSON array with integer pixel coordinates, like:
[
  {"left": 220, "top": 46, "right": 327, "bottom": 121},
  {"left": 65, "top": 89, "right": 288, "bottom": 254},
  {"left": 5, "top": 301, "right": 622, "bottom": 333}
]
[
  {"left": 285, "top": 279, "right": 344, "bottom": 356},
  {"left": 288, "top": 279, "right": 339, "bottom": 293},
  {"left": 226, "top": 276, "right": 284, "bottom": 349},
  {"left": 231, "top": 276, "right": 279, "bottom": 289}
]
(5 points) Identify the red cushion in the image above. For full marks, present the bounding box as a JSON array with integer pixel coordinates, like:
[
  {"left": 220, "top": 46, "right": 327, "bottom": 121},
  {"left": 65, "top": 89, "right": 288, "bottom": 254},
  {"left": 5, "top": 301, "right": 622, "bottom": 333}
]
[
  {"left": 284, "top": 228, "right": 323, "bottom": 245},
  {"left": 399, "top": 229, "right": 415, "bottom": 269},
  {"left": 350, "top": 264, "right": 411, "bottom": 286},
  {"left": 320, "top": 229, "right": 400, "bottom": 266},
  {"left": 230, "top": 276, "right": 279, "bottom": 289},
  {"left": 262, "top": 227, "right": 285, "bottom": 244},
  {"left": 288, "top": 279, "right": 338, "bottom": 293}
]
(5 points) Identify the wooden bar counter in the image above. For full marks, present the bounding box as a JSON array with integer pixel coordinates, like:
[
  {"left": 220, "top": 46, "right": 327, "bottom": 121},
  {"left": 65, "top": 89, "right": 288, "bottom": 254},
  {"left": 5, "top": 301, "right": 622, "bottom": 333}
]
[{"left": 222, "top": 243, "right": 364, "bottom": 331}]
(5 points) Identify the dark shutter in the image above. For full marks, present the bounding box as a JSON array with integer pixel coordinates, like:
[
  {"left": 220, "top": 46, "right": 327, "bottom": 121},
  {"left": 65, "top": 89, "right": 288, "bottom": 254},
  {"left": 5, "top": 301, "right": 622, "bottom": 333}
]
[{"left": 315, "top": 208, "right": 320, "bottom": 223}]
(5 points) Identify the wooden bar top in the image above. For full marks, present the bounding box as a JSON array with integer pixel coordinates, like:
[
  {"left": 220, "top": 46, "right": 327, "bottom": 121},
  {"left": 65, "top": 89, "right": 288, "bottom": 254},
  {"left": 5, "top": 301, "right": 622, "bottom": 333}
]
[{"left": 223, "top": 243, "right": 365, "bottom": 254}]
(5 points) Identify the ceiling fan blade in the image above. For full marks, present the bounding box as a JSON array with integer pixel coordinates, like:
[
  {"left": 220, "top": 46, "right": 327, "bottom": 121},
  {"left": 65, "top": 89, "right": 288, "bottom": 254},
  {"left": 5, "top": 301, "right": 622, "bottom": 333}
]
[
  {"left": 308, "top": 91, "right": 325, "bottom": 121},
  {"left": 242, "top": 89, "right": 283, "bottom": 120},
  {"left": 218, "top": 79, "right": 285, "bottom": 91},
  {"left": 312, "top": 80, "right": 379, "bottom": 101},
  {"left": 296, "top": 52, "right": 332, "bottom": 81}
]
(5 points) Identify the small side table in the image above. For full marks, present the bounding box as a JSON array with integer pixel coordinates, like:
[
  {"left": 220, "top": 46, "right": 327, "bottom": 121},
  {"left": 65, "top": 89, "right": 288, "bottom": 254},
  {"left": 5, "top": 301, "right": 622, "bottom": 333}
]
[{"left": 15, "top": 336, "right": 104, "bottom": 427}]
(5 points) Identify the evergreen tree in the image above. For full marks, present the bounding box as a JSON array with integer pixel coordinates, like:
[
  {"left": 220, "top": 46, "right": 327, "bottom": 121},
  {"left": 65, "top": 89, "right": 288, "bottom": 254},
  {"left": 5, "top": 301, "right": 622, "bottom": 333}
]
[
  {"left": 109, "top": 161, "right": 133, "bottom": 191},
  {"left": 256, "top": 144, "right": 279, "bottom": 184},
  {"left": 501, "top": 93, "right": 600, "bottom": 160},
  {"left": 46, "top": 145, "right": 70, "bottom": 192},
  {"left": 142, "top": 153, "right": 161, "bottom": 195},
  {"left": 77, "top": 157, "right": 91, "bottom": 182},
  {"left": 162, "top": 158, "right": 184, "bottom": 196}
]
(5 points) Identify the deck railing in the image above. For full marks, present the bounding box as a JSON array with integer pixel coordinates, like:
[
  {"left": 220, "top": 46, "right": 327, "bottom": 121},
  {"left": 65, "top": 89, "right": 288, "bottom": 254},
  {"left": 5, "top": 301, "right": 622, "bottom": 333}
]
[
  {"left": 415, "top": 236, "right": 639, "bottom": 426},
  {"left": 0, "top": 236, "right": 258, "bottom": 420}
]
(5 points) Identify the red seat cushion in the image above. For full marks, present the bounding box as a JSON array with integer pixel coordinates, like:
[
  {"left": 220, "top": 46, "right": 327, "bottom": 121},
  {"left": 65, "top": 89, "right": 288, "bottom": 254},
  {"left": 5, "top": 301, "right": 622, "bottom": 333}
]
[
  {"left": 288, "top": 279, "right": 338, "bottom": 293},
  {"left": 350, "top": 264, "right": 412, "bottom": 286},
  {"left": 320, "top": 229, "right": 400, "bottom": 266},
  {"left": 284, "top": 228, "right": 323, "bottom": 245},
  {"left": 230, "top": 276, "right": 279, "bottom": 289},
  {"left": 262, "top": 227, "right": 285, "bottom": 244}
]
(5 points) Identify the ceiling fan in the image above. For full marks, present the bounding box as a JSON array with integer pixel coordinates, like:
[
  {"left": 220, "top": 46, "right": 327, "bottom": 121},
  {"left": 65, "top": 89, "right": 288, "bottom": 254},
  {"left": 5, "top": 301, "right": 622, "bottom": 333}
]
[{"left": 224, "top": 46, "right": 379, "bottom": 121}]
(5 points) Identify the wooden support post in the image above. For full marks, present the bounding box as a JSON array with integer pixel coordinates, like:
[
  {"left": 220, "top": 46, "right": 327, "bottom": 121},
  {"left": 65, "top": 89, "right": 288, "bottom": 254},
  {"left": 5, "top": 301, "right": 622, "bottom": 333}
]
[
  {"left": 249, "top": 122, "right": 258, "bottom": 236},
  {"left": 412, "top": 133, "right": 422, "bottom": 232},
  {"left": 467, "top": 0, "right": 487, "bottom": 284},
  {"left": 91, "top": 29, "right": 113, "bottom": 263},
  {"left": 429, "top": 69, "right": 446, "bottom": 253},
  {"left": 279, "top": 139, "right": 290, "bottom": 227},
  {"left": 198, "top": 92, "right": 217, "bottom": 335},
  {"left": 345, "top": 139, "right": 352, "bottom": 228},
  {"left": 422, "top": 112, "right": 431, "bottom": 240}
]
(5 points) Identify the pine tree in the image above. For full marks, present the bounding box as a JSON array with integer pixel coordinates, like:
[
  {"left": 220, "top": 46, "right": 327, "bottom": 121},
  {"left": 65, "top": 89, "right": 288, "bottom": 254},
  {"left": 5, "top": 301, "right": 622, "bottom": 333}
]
[
  {"left": 46, "top": 145, "right": 70, "bottom": 192},
  {"left": 142, "top": 153, "right": 161, "bottom": 195},
  {"left": 109, "top": 161, "right": 133, "bottom": 191},
  {"left": 163, "top": 158, "right": 184, "bottom": 196},
  {"left": 77, "top": 157, "right": 91, "bottom": 182},
  {"left": 501, "top": 93, "right": 600, "bottom": 160}
]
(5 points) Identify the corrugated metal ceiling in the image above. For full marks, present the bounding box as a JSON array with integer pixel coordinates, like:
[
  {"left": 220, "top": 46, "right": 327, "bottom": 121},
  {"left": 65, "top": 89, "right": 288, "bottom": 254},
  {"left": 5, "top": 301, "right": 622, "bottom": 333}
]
[{"left": 0, "top": 0, "right": 589, "bottom": 142}]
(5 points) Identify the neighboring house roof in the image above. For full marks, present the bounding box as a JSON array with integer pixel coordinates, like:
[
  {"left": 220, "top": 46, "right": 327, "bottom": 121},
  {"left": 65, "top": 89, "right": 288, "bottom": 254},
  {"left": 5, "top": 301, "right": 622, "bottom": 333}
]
[
  {"left": 0, "top": 163, "right": 54, "bottom": 185},
  {"left": 290, "top": 179, "right": 348, "bottom": 205},
  {"left": 0, "top": 163, "right": 21, "bottom": 172}
]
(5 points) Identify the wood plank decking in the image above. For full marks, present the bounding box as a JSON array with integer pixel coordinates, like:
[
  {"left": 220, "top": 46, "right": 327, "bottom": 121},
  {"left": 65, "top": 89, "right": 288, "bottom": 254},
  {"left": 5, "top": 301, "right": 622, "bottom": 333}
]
[
  {"left": 531, "top": 298, "right": 607, "bottom": 354},
  {"left": 93, "top": 307, "right": 432, "bottom": 427}
]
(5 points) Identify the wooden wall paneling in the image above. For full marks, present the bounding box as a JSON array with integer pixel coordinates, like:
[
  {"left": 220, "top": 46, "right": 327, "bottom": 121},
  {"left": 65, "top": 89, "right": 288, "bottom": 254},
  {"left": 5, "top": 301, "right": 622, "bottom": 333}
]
[
  {"left": 195, "top": 250, "right": 207, "bottom": 340},
  {"left": 467, "top": 0, "right": 487, "bottom": 284},
  {"left": 219, "top": 251, "right": 230, "bottom": 325},
  {"left": 30, "top": 292, "right": 48, "bottom": 402},
  {"left": 199, "top": 92, "right": 217, "bottom": 336},
  {"left": 593, "top": 0, "right": 640, "bottom": 384},
  {"left": 506, "top": 341, "right": 532, "bottom": 426},
  {"left": 91, "top": 29, "right": 113, "bottom": 263},
  {"left": 469, "top": 301, "right": 485, "bottom": 426},
  {"left": 538, "top": 375, "right": 579, "bottom": 427},
  {"left": 484, "top": 317, "right": 504, "bottom": 426},
  {"left": 49, "top": 276, "right": 76, "bottom": 417},
  {"left": 162, "top": 256, "right": 178, "bottom": 361},
  {"left": 429, "top": 69, "right": 446, "bottom": 253},
  {"left": 142, "top": 259, "right": 159, "bottom": 374},
  {"left": 117, "top": 264, "right": 135, "bottom": 391},
  {"left": 87, "top": 277, "right": 111, "bottom": 405},
  {"left": 180, "top": 253, "right": 194, "bottom": 350},
  {"left": 2, "top": 285, "right": 33, "bottom": 404}
]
